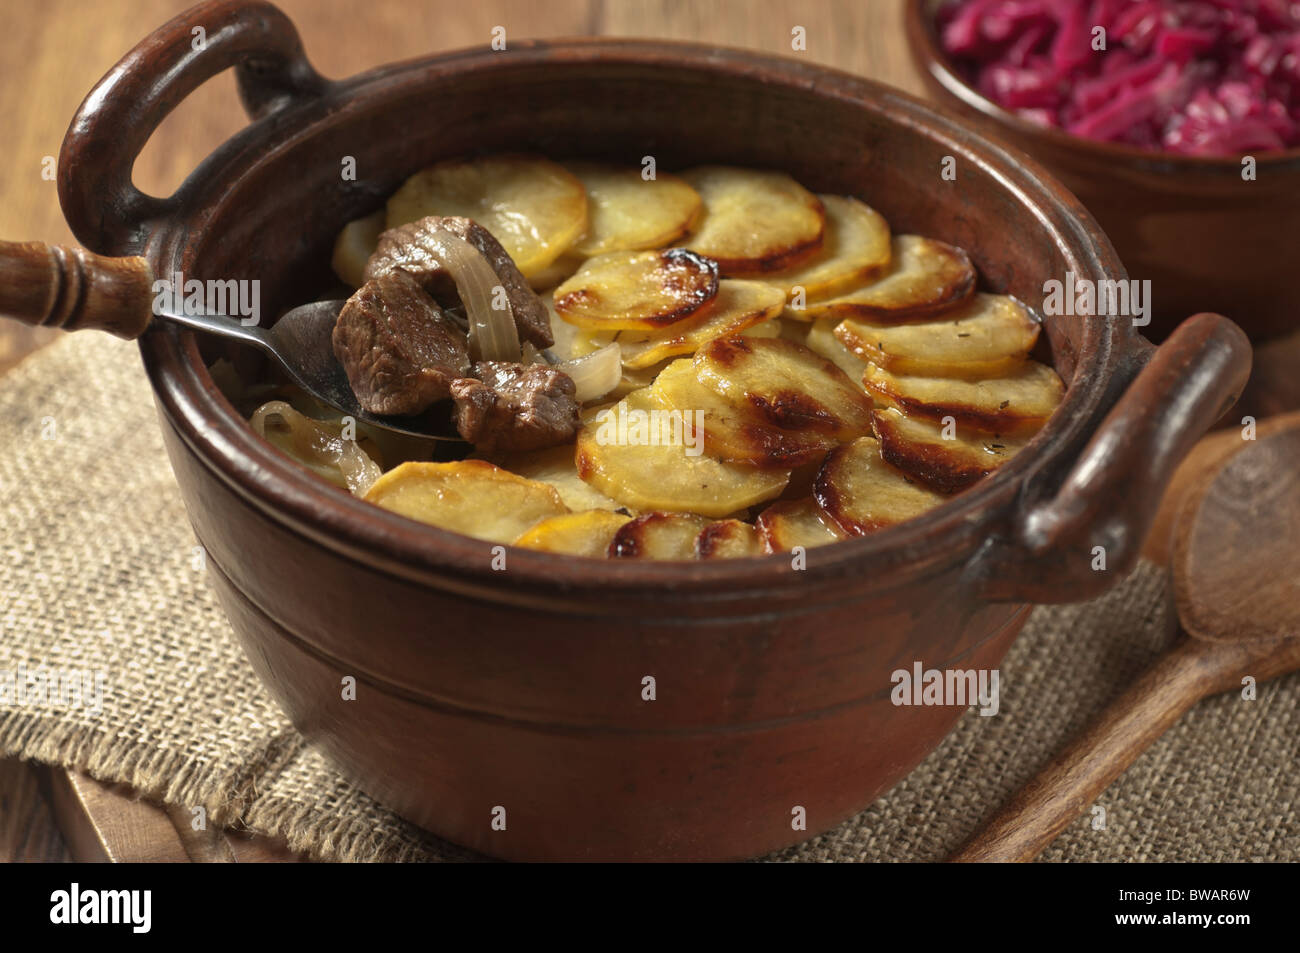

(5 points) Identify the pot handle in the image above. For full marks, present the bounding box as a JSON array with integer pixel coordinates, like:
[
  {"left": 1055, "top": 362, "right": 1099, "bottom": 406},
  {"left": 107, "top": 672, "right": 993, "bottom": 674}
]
[
  {"left": 977, "top": 313, "right": 1251, "bottom": 604},
  {"left": 58, "top": 0, "right": 326, "bottom": 252}
]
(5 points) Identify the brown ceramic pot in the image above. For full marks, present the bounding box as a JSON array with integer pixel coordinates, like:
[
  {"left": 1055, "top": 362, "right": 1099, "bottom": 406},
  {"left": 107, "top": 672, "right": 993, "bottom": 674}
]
[
  {"left": 906, "top": 0, "right": 1300, "bottom": 343},
  {"left": 53, "top": 0, "right": 1250, "bottom": 860}
]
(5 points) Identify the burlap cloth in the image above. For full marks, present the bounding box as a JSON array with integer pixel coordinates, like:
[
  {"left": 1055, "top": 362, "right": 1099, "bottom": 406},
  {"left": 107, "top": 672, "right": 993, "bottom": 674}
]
[{"left": 2, "top": 333, "right": 1296, "bottom": 862}]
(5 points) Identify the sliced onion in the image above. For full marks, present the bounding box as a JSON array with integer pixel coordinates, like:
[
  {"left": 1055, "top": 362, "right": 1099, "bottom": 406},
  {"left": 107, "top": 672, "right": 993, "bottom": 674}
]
[
  {"left": 417, "top": 230, "right": 521, "bottom": 363},
  {"left": 555, "top": 343, "right": 622, "bottom": 403},
  {"left": 250, "top": 401, "right": 382, "bottom": 496}
]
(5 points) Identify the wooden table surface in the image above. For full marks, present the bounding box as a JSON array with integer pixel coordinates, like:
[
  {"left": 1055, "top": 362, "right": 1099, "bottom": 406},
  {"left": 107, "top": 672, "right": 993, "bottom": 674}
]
[{"left": 0, "top": 0, "right": 924, "bottom": 862}]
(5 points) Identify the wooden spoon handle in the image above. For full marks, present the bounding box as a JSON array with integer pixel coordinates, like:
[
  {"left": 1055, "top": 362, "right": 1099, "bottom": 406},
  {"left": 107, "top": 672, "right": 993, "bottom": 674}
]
[
  {"left": 0, "top": 240, "right": 154, "bottom": 339},
  {"left": 951, "top": 638, "right": 1210, "bottom": 862}
]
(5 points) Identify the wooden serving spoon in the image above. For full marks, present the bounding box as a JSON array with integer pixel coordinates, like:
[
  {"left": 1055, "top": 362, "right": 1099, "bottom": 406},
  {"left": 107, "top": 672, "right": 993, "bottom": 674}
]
[{"left": 951, "top": 413, "right": 1300, "bottom": 862}]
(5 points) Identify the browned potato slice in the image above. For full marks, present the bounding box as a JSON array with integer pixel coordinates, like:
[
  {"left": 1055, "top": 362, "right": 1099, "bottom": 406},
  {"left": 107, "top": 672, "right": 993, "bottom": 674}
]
[
  {"left": 609, "top": 512, "right": 711, "bottom": 559},
  {"left": 602, "top": 280, "right": 786, "bottom": 370},
  {"left": 814, "top": 437, "right": 947, "bottom": 535},
  {"left": 493, "top": 442, "right": 629, "bottom": 513},
  {"left": 756, "top": 497, "right": 848, "bottom": 552},
  {"left": 694, "top": 336, "right": 874, "bottom": 438},
  {"left": 554, "top": 248, "right": 719, "bottom": 331},
  {"left": 806, "top": 316, "right": 870, "bottom": 382},
  {"left": 835, "top": 293, "right": 1040, "bottom": 377},
  {"left": 542, "top": 292, "right": 584, "bottom": 362},
  {"left": 648, "top": 359, "right": 835, "bottom": 468},
  {"left": 567, "top": 163, "right": 703, "bottom": 257},
  {"left": 763, "top": 195, "right": 891, "bottom": 303},
  {"left": 800, "top": 235, "right": 975, "bottom": 322},
  {"left": 743, "top": 319, "right": 784, "bottom": 339},
  {"left": 363, "top": 460, "right": 568, "bottom": 543},
  {"left": 694, "top": 519, "right": 763, "bottom": 559},
  {"left": 862, "top": 360, "right": 1065, "bottom": 434},
  {"left": 527, "top": 252, "right": 585, "bottom": 291},
  {"left": 513, "top": 509, "right": 631, "bottom": 557},
  {"left": 680, "top": 166, "right": 825, "bottom": 276},
  {"left": 576, "top": 389, "right": 790, "bottom": 516},
  {"left": 330, "top": 210, "right": 386, "bottom": 289},
  {"left": 386, "top": 155, "right": 588, "bottom": 279},
  {"left": 872, "top": 407, "right": 1030, "bottom": 492}
]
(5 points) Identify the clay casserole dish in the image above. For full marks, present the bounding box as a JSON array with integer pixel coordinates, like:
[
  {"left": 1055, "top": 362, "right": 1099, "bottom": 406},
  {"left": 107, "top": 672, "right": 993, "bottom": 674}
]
[{"left": 56, "top": 0, "right": 1250, "bottom": 860}]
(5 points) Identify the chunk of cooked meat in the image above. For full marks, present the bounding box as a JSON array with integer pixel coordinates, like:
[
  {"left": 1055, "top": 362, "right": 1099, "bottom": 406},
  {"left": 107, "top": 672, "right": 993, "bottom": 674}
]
[
  {"left": 332, "top": 270, "right": 471, "bottom": 416},
  {"left": 365, "top": 215, "right": 553, "bottom": 349},
  {"left": 449, "top": 361, "right": 580, "bottom": 453}
]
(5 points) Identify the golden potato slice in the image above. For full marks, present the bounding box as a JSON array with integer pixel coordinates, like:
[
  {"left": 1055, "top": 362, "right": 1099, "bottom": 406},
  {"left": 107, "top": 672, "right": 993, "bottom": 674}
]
[
  {"left": 553, "top": 248, "right": 719, "bottom": 331},
  {"left": 386, "top": 155, "right": 588, "bottom": 279},
  {"left": 330, "top": 210, "right": 386, "bottom": 288},
  {"left": 800, "top": 235, "right": 975, "bottom": 322},
  {"left": 756, "top": 497, "right": 848, "bottom": 552},
  {"left": 363, "top": 460, "right": 568, "bottom": 543},
  {"left": 814, "top": 437, "right": 948, "bottom": 535},
  {"left": 609, "top": 512, "right": 711, "bottom": 560},
  {"left": 872, "top": 406, "right": 1030, "bottom": 492},
  {"left": 694, "top": 336, "right": 874, "bottom": 438},
  {"left": 576, "top": 389, "right": 790, "bottom": 517},
  {"left": 763, "top": 195, "right": 891, "bottom": 303},
  {"left": 806, "top": 316, "right": 870, "bottom": 382},
  {"left": 542, "top": 292, "right": 584, "bottom": 362},
  {"left": 527, "top": 252, "right": 585, "bottom": 292},
  {"left": 567, "top": 163, "right": 703, "bottom": 257},
  {"left": 599, "top": 280, "right": 786, "bottom": 370},
  {"left": 694, "top": 519, "right": 763, "bottom": 559},
  {"left": 835, "top": 293, "right": 1040, "bottom": 377},
  {"left": 679, "top": 166, "right": 825, "bottom": 276},
  {"left": 743, "top": 319, "right": 784, "bottom": 339},
  {"left": 494, "top": 442, "right": 629, "bottom": 513},
  {"left": 648, "top": 359, "right": 835, "bottom": 469},
  {"left": 513, "top": 509, "right": 631, "bottom": 557},
  {"left": 862, "top": 359, "right": 1065, "bottom": 434}
]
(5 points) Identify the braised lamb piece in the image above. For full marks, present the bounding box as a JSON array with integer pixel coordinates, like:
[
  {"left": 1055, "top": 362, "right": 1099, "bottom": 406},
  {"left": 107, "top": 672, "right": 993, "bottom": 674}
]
[
  {"left": 449, "top": 361, "right": 579, "bottom": 454},
  {"left": 365, "top": 215, "right": 553, "bottom": 349},
  {"left": 331, "top": 270, "right": 470, "bottom": 416}
]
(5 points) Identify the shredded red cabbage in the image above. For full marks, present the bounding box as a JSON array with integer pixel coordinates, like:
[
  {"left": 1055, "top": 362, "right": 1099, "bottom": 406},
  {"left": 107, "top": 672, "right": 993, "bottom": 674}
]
[{"left": 937, "top": 0, "right": 1300, "bottom": 154}]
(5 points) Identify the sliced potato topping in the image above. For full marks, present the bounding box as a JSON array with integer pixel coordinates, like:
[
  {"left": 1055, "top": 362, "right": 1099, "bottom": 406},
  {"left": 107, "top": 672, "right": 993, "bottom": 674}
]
[
  {"left": 567, "top": 163, "right": 703, "bottom": 257},
  {"left": 763, "top": 195, "right": 891, "bottom": 304},
  {"left": 609, "top": 512, "right": 711, "bottom": 559},
  {"left": 363, "top": 460, "right": 568, "bottom": 543},
  {"left": 872, "top": 406, "right": 1030, "bottom": 492},
  {"left": 331, "top": 210, "right": 386, "bottom": 289},
  {"left": 835, "top": 293, "right": 1040, "bottom": 377},
  {"left": 695, "top": 519, "right": 763, "bottom": 559},
  {"left": 576, "top": 389, "right": 790, "bottom": 517},
  {"left": 386, "top": 155, "right": 588, "bottom": 279},
  {"left": 680, "top": 166, "right": 826, "bottom": 276},
  {"left": 492, "top": 442, "right": 629, "bottom": 513},
  {"left": 648, "top": 359, "right": 835, "bottom": 469},
  {"left": 800, "top": 235, "right": 975, "bottom": 323},
  {"left": 814, "top": 437, "right": 948, "bottom": 535},
  {"left": 553, "top": 248, "right": 719, "bottom": 331},
  {"left": 599, "top": 279, "right": 786, "bottom": 370},
  {"left": 513, "top": 509, "right": 632, "bottom": 557},
  {"left": 527, "top": 252, "right": 585, "bottom": 292},
  {"left": 756, "top": 497, "right": 848, "bottom": 552},
  {"left": 806, "top": 316, "right": 870, "bottom": 383},
  {"left": 694, "top": 336, "right": 874, "bottom": 439},
  {"left": 543, "top": 292, "right": 584, "bottom": 362},
  {"left": 862, "top": 359, "right": 1065, "bottom": 434}
]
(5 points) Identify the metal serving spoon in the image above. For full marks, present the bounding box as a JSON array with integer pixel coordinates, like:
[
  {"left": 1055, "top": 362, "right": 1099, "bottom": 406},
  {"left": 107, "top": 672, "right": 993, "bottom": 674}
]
[
  {"left": 0, "top": 239, "right": 457, "bottom": 440},
  {"left": 951, "top": 412, "right": 1300, "bottom": 862}
]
